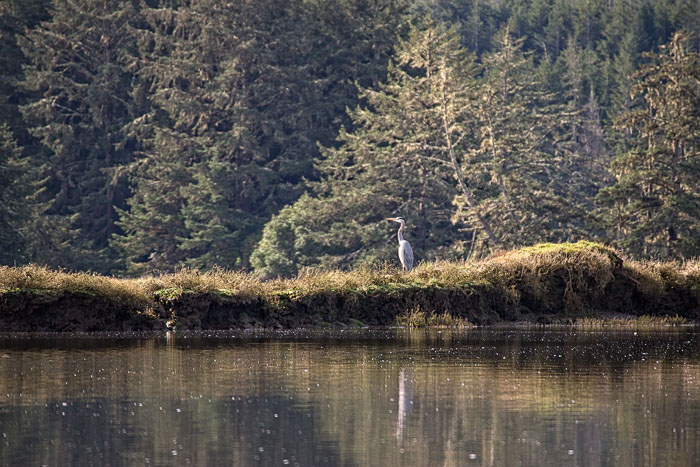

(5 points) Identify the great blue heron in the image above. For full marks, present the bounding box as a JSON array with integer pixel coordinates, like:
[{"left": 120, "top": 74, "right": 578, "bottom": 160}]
[{"left": 387, "top": 217, "right": 413, "bottom": 271}]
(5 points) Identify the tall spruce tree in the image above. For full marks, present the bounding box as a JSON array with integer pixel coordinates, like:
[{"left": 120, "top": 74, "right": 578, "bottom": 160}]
[
  {"left": 0, "top": 124, "right": 40, "bottom": 264},
  {"left": 0, "top": 1, "right": 53, "bottom": 264},
  {"left": 597, "top": 31, "right": 699, "bottom": 258},
  {"left": 19, "top": 0, "right": 139, "bottom": 272},
  {"left": 113, "top": 1, "right": 214, "bottom": 274},
  {"left": 0, "top": 0, "right": 50, "bottom": 136},
  {"left": 464, "top": 27, "right": 589, "bottom": 250},
  {"left": 558, "top": 36, "right": 610, "bottom": 199},
  {"left": 113, "top": 126, "right": 194, "bottom": 274}
]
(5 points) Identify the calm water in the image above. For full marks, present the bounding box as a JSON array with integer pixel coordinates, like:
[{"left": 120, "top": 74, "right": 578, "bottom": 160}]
[{"left": 0, "top": 328, "right": 698, "bottom": 467}]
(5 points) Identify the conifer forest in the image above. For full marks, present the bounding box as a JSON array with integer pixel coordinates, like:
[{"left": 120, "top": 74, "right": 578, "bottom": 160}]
[{"left": 0, "top": 0, "right": 698, "bottom": 277}]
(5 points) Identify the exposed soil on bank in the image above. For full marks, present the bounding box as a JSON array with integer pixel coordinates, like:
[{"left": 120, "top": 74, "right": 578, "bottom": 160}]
[{"left": 1, "top": 242, "right": 698, "bottom": 332}]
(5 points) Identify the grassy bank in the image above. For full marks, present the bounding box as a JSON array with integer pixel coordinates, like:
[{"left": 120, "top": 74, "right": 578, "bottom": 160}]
[{"left": 0, "top": 242, "right": 698, "bottom": 331}]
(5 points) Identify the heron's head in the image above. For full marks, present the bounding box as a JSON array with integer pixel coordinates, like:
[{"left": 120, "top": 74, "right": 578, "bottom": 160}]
[{"left": 386, "top": 217, "right": 405, "bottom": 225}]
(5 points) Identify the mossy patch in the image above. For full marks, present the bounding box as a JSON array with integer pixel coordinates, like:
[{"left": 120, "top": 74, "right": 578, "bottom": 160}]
[{"left": 154, "top": 287, "right": 185, "bottom": 301}]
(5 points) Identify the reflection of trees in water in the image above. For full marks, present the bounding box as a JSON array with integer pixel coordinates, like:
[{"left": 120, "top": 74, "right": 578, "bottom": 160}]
[
  {"left": 0, "top": 331, "right": 697, "bottom": 466},
  {"left": 0, "top": 395, "right": 340, "bottom": 465}
]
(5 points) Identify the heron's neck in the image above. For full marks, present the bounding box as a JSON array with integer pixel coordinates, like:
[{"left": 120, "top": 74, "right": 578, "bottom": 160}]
[{"left": 397, "top": 223, "right": 405, "bottom": 242}]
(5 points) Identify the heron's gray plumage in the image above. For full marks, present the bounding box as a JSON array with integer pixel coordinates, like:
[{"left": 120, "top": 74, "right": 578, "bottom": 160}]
[
  {"left": 399, "top": 240, "right": 413, "bottom": 272},
  {"left": 387, "top": 217, "right": 413, "bottom": 271}
]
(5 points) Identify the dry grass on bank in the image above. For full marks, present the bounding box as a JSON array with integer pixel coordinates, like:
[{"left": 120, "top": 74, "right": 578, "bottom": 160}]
[
  {"left": 1, "top": 241, "right": 698, "bottom": 321},
  {"left": 0, "top": 264, "right": 150, "bottom": 307}
]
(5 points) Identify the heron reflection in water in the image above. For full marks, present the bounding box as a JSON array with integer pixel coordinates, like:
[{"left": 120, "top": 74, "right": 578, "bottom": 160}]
[{"left": 396, "top": 368, "right": 414, "bottom": 440}]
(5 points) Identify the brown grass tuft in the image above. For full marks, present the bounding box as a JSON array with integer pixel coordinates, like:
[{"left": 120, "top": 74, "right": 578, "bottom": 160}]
[{"left": 395, "top": 307, "right": 475, "bottom": 328}]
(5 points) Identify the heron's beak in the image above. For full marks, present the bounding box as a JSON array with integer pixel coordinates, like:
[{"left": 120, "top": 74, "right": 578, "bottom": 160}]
[{"left": 386, "top": 217, "right": 396, "bottom": 222}]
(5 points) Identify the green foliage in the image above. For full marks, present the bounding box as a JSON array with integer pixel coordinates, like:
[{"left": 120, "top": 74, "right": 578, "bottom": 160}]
[
  {"left": 597, "top": 31, "right": 700, "bottom": 259},
  {"left": 0, "top": 0, "right": 50, "bottom": 133},
  {"left": 462, "top": 27, "right": 592, "bottom": 250},
  {"left": 113, "top": 0, "right": 409, "bottom": 274},
  {"left": 112, "top": 128, "right": 194, "bottom": 274},
  {"left": 17, "top": 0, "right": 141, "bottom": 272},
  {"left": 250, "top": 195, "right": 318, "bottom": 278},
  {"left": 1, "top": 0, "right": 698, "bottom": 273},
  {"left": 0, "top": 124, "right": 35, "bottom": 264},
  {"left": 253, "top": 20, "right": 611, "bottom": 276}
]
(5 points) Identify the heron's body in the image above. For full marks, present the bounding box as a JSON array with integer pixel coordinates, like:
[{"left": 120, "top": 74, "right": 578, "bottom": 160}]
[
  {"left": 387, "top": 217, "right": 413, "bottom": 271},
  {"left": 398, "top": 240, "right": 413, "bottom": 272}
]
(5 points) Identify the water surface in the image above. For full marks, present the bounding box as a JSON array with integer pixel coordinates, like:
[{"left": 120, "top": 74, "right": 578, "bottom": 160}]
[{"left": 0, "top": 328, "right": 698, "bottom": 466}]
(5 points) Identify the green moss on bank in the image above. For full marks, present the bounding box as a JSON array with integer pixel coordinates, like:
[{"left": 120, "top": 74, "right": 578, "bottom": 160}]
[{"left": 1, "top": 242, "right": 698, "bottom": 331}]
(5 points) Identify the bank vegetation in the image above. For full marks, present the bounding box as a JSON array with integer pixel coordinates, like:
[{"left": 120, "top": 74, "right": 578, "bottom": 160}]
[{"left": 0, "top": 242, "right": 697, "bottom": 332}]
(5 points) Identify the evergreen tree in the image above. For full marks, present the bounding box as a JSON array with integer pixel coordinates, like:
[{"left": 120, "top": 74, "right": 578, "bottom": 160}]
[
  {"left": 571, "top": 0, "right": 605, "bottom": 50},
  {"left": 609, "top": 29, "right": 641, "bottom": 127},
  {"left": 466, "top": 27, "right": 589, "bottom": 249},
  {"left": 580, "top": 87, "right": 610, "bottom": 179},
  {"left": 112, "top": 1, "right": 212, "bottom": 274},
  {"left": 0, "top": 0, "right": 50, "bottom": 136},
  {"left": 0, "top": 1, "right": 51, "bottom": 265},
  {"left": 541, "top": 0, "right": 572, "bottom": 59},
  {"left": 562, "top": 36, "right": 585, "bottom": 144},
  {"left": 19, "top": 0, "right": 140, "bottom": 272},
  {"left": 597, "top": 31, "right": 699, "bottom": 258},
  {"left": 0, "top": 124, "right": 38, "bottom": 264},
  {"left": 559, "top": 35, "right": 610, "bottom": 192},
  {"left": 2, "top": 0, "right": 697, "bottom": 273},
  {"left": 253, "top": 19, "right": 615, "bottom": 276}
]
